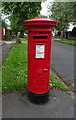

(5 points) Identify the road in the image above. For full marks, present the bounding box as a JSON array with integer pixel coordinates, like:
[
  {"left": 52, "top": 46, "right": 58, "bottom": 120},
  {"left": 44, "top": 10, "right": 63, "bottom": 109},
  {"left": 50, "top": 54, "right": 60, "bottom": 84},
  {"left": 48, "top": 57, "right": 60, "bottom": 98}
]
[{"left": 51, "top": 40, "right": 74, "bottom": 83}]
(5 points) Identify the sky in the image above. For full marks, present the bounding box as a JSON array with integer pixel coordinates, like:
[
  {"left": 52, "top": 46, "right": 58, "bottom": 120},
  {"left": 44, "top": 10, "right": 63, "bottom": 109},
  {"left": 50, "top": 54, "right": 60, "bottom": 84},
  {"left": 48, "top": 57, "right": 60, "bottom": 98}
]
[
  {"left": 40, "top": 0, "right": 53, "bottom": 17},
  {"left": 40, "top": 1, "right": 49, "bottom": 16}
]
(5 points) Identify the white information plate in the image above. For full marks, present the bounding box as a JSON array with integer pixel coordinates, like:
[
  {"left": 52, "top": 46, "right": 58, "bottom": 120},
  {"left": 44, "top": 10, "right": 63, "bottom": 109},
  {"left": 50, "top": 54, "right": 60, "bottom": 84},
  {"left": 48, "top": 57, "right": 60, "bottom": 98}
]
[{"left": 36, "top": 45, "right": 45, "bottom": 58}]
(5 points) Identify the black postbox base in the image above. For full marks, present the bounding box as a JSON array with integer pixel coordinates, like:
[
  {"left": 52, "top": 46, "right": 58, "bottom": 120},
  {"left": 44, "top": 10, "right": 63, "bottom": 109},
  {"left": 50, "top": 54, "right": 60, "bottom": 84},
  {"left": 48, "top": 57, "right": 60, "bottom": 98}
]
[{"left": 27, "top": 91, "right": 49, "bottom": 104}]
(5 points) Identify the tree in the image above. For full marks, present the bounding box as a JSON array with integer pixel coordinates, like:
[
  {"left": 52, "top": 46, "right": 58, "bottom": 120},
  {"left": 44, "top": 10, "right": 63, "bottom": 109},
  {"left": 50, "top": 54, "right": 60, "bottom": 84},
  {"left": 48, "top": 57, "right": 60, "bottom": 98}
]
[
  {"left": 49, "top": 2, "right": 76, "bottom": 39},
  {"left": 2, "top": 2, "right": 41, "bottom": 36},
  {"left": 0, "top": 19, "right": 7, "bottom": 28},
  {"left": 2, "top": 19, "right": 8, "bottom": 28},
  {"left": 73, "top": 2, "right": 76, "bottom": 21}
]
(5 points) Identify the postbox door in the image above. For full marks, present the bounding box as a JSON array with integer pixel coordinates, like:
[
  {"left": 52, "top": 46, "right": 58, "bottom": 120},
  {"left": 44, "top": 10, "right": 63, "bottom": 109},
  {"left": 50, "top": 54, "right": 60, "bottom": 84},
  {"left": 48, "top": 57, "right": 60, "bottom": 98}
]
[{"left": 28, "top": 32, "right": 51, "bottom": 93}]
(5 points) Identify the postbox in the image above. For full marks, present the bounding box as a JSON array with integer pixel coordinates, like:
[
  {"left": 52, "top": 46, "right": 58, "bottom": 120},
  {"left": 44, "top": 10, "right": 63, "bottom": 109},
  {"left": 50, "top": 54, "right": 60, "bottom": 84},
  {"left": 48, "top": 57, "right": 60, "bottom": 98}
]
[{"left": 23, "top": 18, "right": 57, "bottom": 103}]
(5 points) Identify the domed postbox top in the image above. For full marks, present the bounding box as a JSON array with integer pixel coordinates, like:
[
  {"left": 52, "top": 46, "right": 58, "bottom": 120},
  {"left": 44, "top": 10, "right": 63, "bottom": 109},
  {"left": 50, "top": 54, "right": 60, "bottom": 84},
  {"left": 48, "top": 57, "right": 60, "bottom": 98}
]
[{"left": 23, "top": 18, "right": 57, "bottom": 26}]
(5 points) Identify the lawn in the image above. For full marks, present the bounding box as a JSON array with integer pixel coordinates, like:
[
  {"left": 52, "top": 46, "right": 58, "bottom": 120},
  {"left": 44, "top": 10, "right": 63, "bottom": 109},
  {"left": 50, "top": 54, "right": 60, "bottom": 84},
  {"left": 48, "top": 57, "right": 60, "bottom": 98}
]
[
  {"left": 1, "top": 43, "right": 71, "bottom": 92},
  {"left": 55, "top": 39, "right": 76, "bottom": 45}
]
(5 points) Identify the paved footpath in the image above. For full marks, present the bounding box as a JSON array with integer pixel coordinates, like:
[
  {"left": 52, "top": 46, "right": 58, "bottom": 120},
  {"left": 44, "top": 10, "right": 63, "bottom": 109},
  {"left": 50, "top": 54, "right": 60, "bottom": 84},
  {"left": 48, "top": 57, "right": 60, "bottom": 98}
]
[
  {"left": 2, "top": 89, "right": 74, "bottom": 118},
  {"left": 2, "top": 44, "right": 12, "bottom": 63},
  {"left": 0, "top": 40, "right": 16, "bottom": 66}
]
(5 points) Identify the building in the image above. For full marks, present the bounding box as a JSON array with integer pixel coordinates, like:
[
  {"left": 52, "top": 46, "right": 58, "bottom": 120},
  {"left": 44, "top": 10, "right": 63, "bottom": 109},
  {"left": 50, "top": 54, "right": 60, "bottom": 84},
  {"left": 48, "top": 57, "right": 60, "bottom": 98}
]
[{"left": 0, "top": 27, "right": 5, "bottom": 40}]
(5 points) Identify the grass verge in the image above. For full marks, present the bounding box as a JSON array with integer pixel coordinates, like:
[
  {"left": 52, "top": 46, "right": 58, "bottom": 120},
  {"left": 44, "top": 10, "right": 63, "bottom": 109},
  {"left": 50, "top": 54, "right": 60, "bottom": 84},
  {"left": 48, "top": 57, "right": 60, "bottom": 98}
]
[
  {"left": 1, "top": 43, "right": 71, "bottom": 93},
  {"left": 50, "top": 72, "right": 71, "bottom": 91},
  {"left": 2, "top": 44, "right": 27, "bottom": 92},
  {"left": 55, "top": 39, "right": 76, "bottom": 45}
]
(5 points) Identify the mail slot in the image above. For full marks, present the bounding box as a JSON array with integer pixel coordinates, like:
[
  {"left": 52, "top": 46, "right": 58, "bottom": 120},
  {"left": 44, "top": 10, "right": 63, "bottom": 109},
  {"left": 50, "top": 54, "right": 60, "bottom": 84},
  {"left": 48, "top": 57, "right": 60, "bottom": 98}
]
[
  {"left": 33, "top": 36, "right": 48, "bottom": 39},
  {"left": 23, "top": 18, "right": 57, "bottom": 103}
]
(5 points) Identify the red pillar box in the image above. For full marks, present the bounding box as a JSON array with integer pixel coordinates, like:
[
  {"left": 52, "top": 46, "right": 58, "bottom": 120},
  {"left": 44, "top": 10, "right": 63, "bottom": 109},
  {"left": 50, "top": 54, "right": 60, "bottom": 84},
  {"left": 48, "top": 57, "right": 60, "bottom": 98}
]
[{"left": 23, "top": 18, "right": 57, "bottom": 103}]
